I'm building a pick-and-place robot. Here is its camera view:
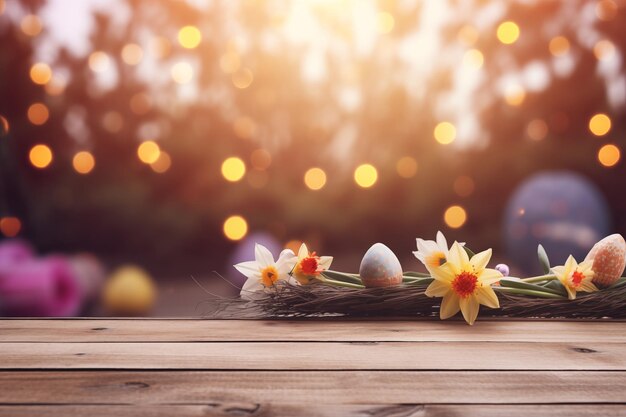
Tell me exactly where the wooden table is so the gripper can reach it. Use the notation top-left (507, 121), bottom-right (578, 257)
top-left (0, 319), bottom-right (625, 416)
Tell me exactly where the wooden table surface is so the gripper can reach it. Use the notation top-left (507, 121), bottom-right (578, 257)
top-left (0, 319), bottom-right (625, 416)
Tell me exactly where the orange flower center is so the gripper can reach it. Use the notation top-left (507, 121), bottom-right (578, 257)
top-left (452, 271), bottom-right (478, 298)
top-left (571, 271), bottom-right (584, 287)
top-left (260, 266), bottom-right (279, 287)
top-left (300, 254), bottom-right (319, 275)
top-left (426, 251), bottom-right (447, 268)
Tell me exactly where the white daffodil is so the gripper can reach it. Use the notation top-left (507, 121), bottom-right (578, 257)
top-left (234, 243), bottom-right (297, 300)
top-left (413, 231), bottom-right (462, 273)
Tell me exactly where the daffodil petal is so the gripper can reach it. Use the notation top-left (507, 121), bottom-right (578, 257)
top-left (470, 248), bottom-right (492, 272)
top-left (580, 281), bottom-right (599, 293)
top-left (425, 280), bottom-right (450, 297)
top-left (297, 243), bottom-right (308, 260)
top-left (447, 242), bottom-right (469, 272)
top-left (431, 263), bottom-right (456, 282)
top-left (436, 231), bottom-right (448, 252)
top-left (234, 261), bottom-right (260, 278)
top-left (551, 265), bottom-right (566, 278)
top-left (479, 268), bottom-right (503, 285)
top-left (565, 285), bottom-right (576, 300)
top-left (440, 293), bottom-right (460, 319)
top-left (476, 286), bottom-right (500, 309)
top-left (255, 244), bottom-right (275, 268)
top-left (240, 277), bottom-right (265, 300)
top-left (413, 251), bottom-right (425, 262)
top-left (276, 257), bottom-right (295, 277)
top-left (460, 296), bottom-right (480, 325)
top-left (318, 256), bottom-right (333, 270)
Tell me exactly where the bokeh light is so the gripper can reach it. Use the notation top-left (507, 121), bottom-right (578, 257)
top-left (250, 149), bottom-right (271, 170)
top-left (88, 51), bottom-right (111, 73)
top-left (223, 215), bottom-right (248, 241)
top-left (121, 43), bottom-right (143, 65)
top-left (72, 151), bottom-right (95, 174)
top-left (457, 25), bottom-right (479, 46)
top-left (463, 49), bottom-right (484, 69)
top-left (171, 62), bottom-right (193, 84)
top-left (233, 116), bottom-right (257, 139)
top-left (20, 14), bottom-right (42, 37)
top-left (44, 76), bottom-right (67, 96)
top-left (596, 0), bottom-right (618, 21)
top-left (221, 157), bottom-right (246, 182)
top-left (354, 164), bottom-right (378, 188)
top-left (178, 26), bottom-right (202, 49)
top-left (0, 217), bottom-right (21, 237)
top-left (304, 167), bottom-right (327, 190)
top-left (395, 156), bottom-right (418, 179)
top-left (589, 113), bottom-right (611, 136)
top-left (496, 21), bottom-right (520, 45)
top-left (232, 68), bottom-right (254, 89)
top-left (29, 144), bottom-right (53, 169)
top-left (130, 92), bottom-right (152, 115)
top-left (0, 115), bottom-right (8, 136)
top-left (453, 176), bottom-right (475, 197)
top-left (444, 205), bottom-right (467, 229)
top-left (526, 119), bottom-right (548, 141)
top-left (598, 144), bottom-right (621, 167)
top-left (30, 63), bottom-right (52, 85)
top-left (27, 102), bottom-right (49, 125)
top-left (377, 12), bottom-right (395, 34)
top-left (150, 151), bottom-right (172, 173)
top-left (594, 40), bottom-right (615, 60)
top-left (549, 36), bottom-right (570, 56)
top-left (102, 111), bottom-right (124, 133)
top-left (137, 141), bottom-right (161, 164)
top-left (504, 84), bottom-right (526, 106)
top-left (220, 50), bottom-right (241, 74)
top-left (434, 122), bottom-right (456, 145)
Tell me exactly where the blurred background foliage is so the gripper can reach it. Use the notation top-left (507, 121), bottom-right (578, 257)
top-left (0, 0), bottom-right (625, 280)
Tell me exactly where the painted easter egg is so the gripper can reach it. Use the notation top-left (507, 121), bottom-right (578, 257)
top-left (102, 265), bottom-right (157, 315)
top-left (359, 243), bottom-right (403, 288)
top-left (585, 234), bottom-right (626, 288)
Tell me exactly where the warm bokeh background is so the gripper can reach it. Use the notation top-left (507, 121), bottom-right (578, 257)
top-left (0, 0), bottom-right (624, 315)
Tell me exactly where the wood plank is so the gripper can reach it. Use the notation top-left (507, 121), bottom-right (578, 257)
top-left (1, 404), bottom-right (625, 417)
top-left (0, 341), bottom-right (624, 370)
top-left (1, 319), bottom-right (626, 343)
top-left (0, 371), bottom-right (624, 404)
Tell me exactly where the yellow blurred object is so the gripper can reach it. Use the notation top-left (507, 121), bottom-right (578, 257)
top-left (102, 265), bottom-right (157, 315)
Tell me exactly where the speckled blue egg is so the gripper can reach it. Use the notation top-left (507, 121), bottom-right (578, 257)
top-left (359, 243), bottom-right (403, 288)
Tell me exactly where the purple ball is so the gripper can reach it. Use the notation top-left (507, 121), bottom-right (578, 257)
top-left (495, 263), bottom-right (510, 277)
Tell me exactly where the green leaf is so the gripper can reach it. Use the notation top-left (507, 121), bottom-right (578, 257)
top-left (499, 278), bottom-right (565, 297)
top-left (463, 246), bottom-right (476, 258)
top-left (537, 244), bottom-right (551, 274)
top-left (322, 270), bottom-right (363, 285)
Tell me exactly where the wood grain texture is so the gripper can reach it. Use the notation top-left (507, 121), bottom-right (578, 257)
top-left (1, 404), bottom-right (625, 417)
top-left (0, 371), bottom-right (624, 404)
top-left (0, 340), bottom-right (622, 370)
top-left (1, 319), bottom-right (625, 343)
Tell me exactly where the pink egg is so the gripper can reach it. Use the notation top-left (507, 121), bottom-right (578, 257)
top-left (359, 243), bottom-right (403, 288)
top-left (585, 234), bottom-right (626, 288)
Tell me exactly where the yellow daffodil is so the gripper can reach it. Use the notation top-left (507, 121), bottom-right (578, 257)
top-left (291, 243), bottom-right (333, 285)
top-left (551, 255), bottom-right (598, 300)
top-left (425, 241), bottom-right (502, 325)
top-left (234, 243), bottom-right (297, 300)
top-left (413, 231), bottom-right (463, 273)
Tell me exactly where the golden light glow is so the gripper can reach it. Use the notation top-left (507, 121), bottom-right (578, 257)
top-left (434, 122), bottom-right (456, 145)
top-left (596, 0), bottom-right (618, 21)
top-left (598, 144), bottom-right (621, 167)
top-left (20, 14), bottom-right (42, 37)
top-left (284, 239), bottom-right (303, 255)
top-left (72, 151), bottom-right (95, 174)
top-left (594, 40), bottom-right (615, 61)
top-left (130, 92), bottom-right (152, 115)
top-left (250, 149), bottom-right (272, 170)
top-left (223, 215), bottom-right (248, 241)
top-left (496, 21), bottom-right (520, 45)
top-left (121, 43), bottom-right (144, 65)
top-left (463, 49), bottom-right (484, 69)
top-left (88, 51), bottom-right (110, 73)
top-left (137, 141), bottom-right (161, 164)
top-left (396, 156), bottom-right (418, 178)
top-left (354, 164), bottom-right (378, 188)
top-left (0, 115), bottom-right (8, 136)
top-left (171, 62), bottom-right (194, 84)
top-left (220, 50), bottom-right (241, 74)
top-left (232, 68), bottom-right (254, 89)
top-left (178, 25), bottom-right (202, 49)
top-left (527, 119), bottom-right (548, 141)
top-left (549, 36), bottom-right (570, 56)
top-left (444, 205), bottom-right (467, 229)
top-left (377, 12), bottom-right (395, 34)
top-left (30, 63), bottom-right (52, 85)
top-left (221, 157), bottom-right (246, 182)
top-left (45, 76), bottom-right (67, 96)
top-left (504, 84), bottom-right (526, 106)
top-left (304, 167), bottom-right (327, 190)
top-left (453, 176), bottom-right (475, 197)
top-left (589, 113), bottom-right (611, 136)
top-left (150, 36), bottom-right (171, 59)
top-left (150, 151), bottom-right (172, 173)
top-left (457, 25), bottom-right (479, 46)
top-left (27, 102), bottom-right (49, 125)
top-left (29, 144), bottom-right (53, 169)
top-left (0, 217), bottom-right (21, 238)
top-left (233, 116), bottom-right (257, 139)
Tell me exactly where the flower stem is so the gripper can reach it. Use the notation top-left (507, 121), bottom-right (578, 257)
top-left (519, 274), bottom-right (557, 283)
top-left (318, 276), bottom-right (365, 289)
top-left (493, 286), bottom-right (565, 299)
top-left (323, 270), bottom-right (363, 285)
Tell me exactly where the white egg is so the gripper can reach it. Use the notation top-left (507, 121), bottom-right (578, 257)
top-left (585, 234), bottom-right (626, 288)
top-left (359, 243), bottom-right (403, 288)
